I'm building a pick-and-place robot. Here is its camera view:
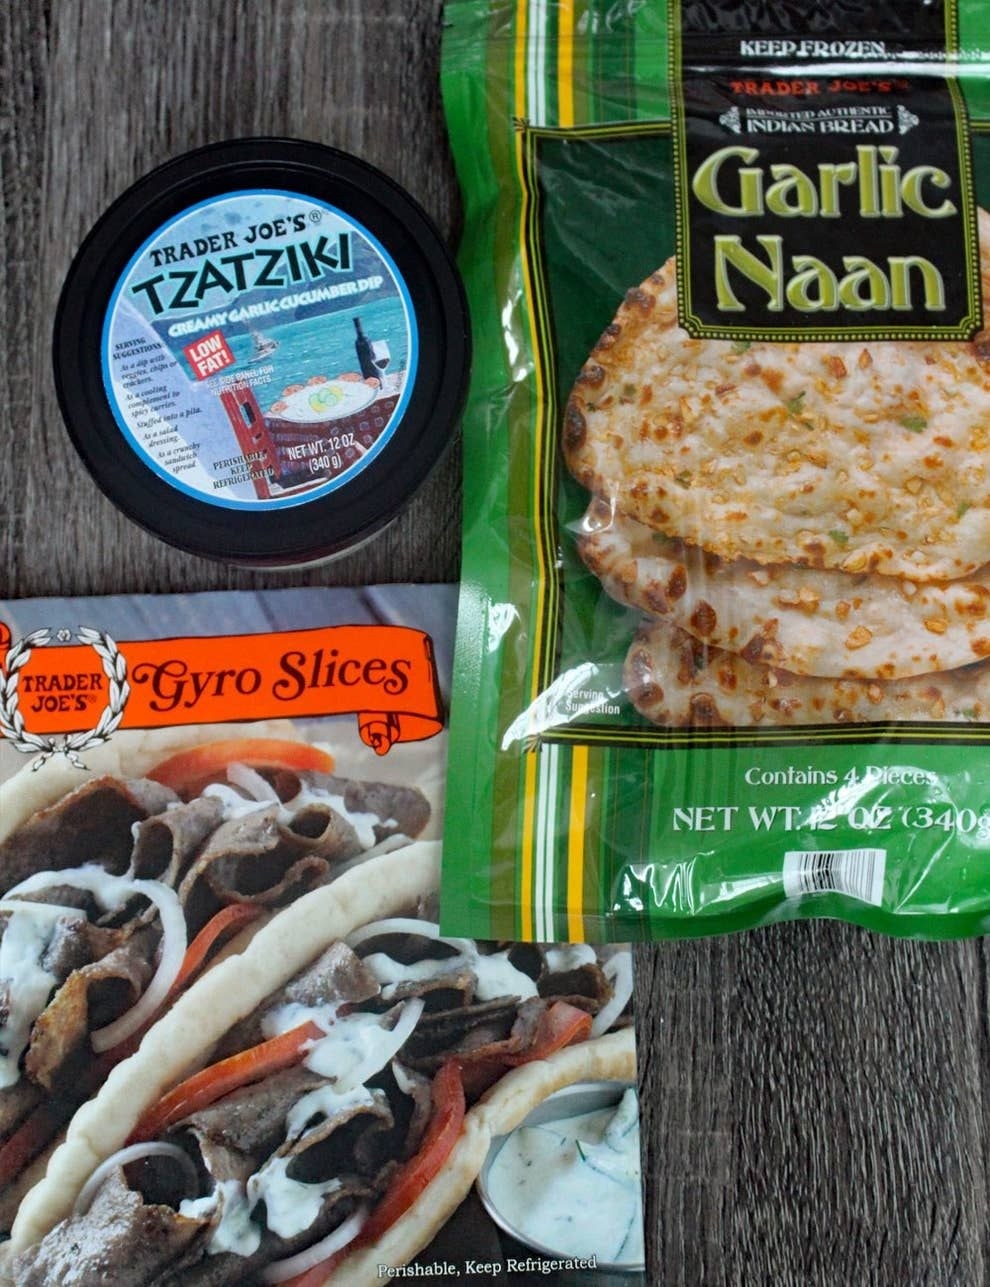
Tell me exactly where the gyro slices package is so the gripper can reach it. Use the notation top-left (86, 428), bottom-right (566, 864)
top-left (440, 0), bottom-right (990, 942)
top-left (0, 587), bottom-right (644, 1284)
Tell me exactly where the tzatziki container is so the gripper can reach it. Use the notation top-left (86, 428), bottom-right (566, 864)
top-left (476, 1080), bottom-right (645, 1277)
top-left (52, 138), bottom-right (470, 567)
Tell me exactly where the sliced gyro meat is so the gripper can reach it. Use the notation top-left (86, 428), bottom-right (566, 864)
top-left (174, 1066), bottom-right (331, 1164)
top-left (274, 1087), bottom-right (394, 1182)
top-left (401, 997), bottom-right (524, 1071)
top-left (177, 804), bottom-right (356, 934)
top-left (23, 925), bottom-right (157, 1091)
top-left (324, 776), bottom-right (431, 843)
top-left (130, 797), bottom-right (226, 886)
top-left (0, 776), bottom-right (179, 890)
top-left (538, 942), bottom-right (614, 1006)
top-left (13, 1169), bottom-right (207, 1287)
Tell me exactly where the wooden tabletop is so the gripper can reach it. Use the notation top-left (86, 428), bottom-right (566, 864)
top-left (4, 3), bottom-right (988, 1283)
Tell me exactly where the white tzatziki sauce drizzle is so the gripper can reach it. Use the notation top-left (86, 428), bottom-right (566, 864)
top-left (351, 920), bottom-right (539, 1004)
top-left (0, 903), bottom-right (86, 1089)
top-left (189, 997), bottom-right (425, 1257)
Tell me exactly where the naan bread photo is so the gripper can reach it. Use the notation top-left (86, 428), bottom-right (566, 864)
top-left (624, 620), bottom-right (990, 729)
top-left (563, 210), bottom-right (990, 726)
top-left (564, 208), bottom-right (990, 584)
top-left (578, 499), bottom-right (990, 681)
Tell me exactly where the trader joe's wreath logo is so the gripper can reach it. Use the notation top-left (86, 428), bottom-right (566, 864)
top-left (0, 627), bottom-right (129, 769)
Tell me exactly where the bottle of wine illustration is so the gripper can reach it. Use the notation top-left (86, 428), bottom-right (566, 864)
top-left (353, 316), bottom-right (378, 380)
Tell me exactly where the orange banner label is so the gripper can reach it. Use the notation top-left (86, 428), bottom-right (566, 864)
top-left (0, 623), bottom-right (443, 757)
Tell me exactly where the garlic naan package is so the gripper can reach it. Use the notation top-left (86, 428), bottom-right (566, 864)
top-left (441, 0), bottom-right (990, 941)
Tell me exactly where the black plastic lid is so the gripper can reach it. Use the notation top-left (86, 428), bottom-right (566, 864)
top-left (53, 138), bottom-right (470, 566)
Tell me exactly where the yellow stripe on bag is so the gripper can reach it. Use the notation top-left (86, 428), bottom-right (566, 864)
top-left (521, 749), bottom-right (538, 941)
top-left (567, 745), bottom-right (588, 940)
top-left (515, 0), bottom-right (528, 121)
top-left (558, 0), bottom-right (574, 128)
top-left (557, 38), bottom-right (577, 996)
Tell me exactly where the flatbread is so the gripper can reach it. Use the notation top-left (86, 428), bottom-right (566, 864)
top-left (564, 208), bottom-right (990, 583)
top-left (578, 499), bottom-right (990, 680)
top-left (7, 841), bottom-right (637, 1287)
top-left (8, 842), bottom-right (443, 1253)
top-left (624, 620), bottom-right (990, 727)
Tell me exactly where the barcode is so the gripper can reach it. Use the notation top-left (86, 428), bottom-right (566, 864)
top-left (782, 848), bottom-right (886, 906)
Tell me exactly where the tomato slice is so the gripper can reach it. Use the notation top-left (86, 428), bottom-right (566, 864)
top-left (129, 1020), bottom-right (324, 1143)
top-left (279, 1061), bottom-right (466, 1287)
top-left (167, 902), bottom-right (263, 999)
top-left (0, 1102), bottom-right (68, 1181)
top-left (147, 738), bottom-right (335, 798)
top-left (502, 1000), bottom-right (593, 1065)
top-left (363, 1060), bottom-right (465, 1241)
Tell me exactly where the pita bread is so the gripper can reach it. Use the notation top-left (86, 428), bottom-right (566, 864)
top-left (7, 842), bottom-right (443, 1253)
top-left (331, 1030), bottom-right (637, 1286)
top-left (578, 499), bottom-right (990, 680)
top-left (7, 842), bottom-right (637, 1287)
top-left (624, 620), bottom-right (990, 727)
top-left (564, 209), bottom-right (990, 584)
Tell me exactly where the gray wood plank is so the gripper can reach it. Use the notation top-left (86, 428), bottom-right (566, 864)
top-left (639, 926), bottom-right (990, 1284)
top-left (5, 3), bottom-right (990, 1285)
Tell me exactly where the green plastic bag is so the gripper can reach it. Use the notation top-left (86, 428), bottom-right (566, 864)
top-left (441, 0), bottom-right (990, 943)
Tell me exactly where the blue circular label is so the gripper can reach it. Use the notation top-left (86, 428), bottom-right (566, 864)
top-left (101, 190), bottom-right (418, 510)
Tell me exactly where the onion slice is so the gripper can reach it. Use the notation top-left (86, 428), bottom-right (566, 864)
top-left (391, 1059), bottom-right (421, 1100)
top-left (226, 762), bottom-right (281, 802)
top-left (261, 1204), bottom-right (368, 1283)
top-left (590, 950), bottom-right (634, 1038)
top-left (345, 917), bottom-right (473, 957)
top-left (73, 1141), bottom-right (199, 1217)
top-left (6, 865), bottom-right (187, 1053)
top-left (345, 916), bottom-right (440, 946)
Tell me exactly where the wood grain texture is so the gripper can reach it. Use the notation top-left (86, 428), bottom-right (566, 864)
top-left (4, 3), bottom-right (990, 1285)
top-left (637, 925), bottom-right (990, 1284)
top-left (4, 0), bottom-right (460, 598)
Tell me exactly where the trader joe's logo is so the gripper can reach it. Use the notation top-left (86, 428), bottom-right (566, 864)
top-left (0, 627), bottom-right (129, 770)
top-left (0, 623), bottom-right (444, 767)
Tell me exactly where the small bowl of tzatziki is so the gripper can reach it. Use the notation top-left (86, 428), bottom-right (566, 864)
top-left (476, 1080), bottom-right (644, 1276)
